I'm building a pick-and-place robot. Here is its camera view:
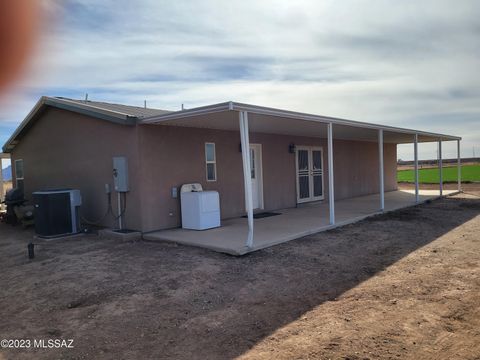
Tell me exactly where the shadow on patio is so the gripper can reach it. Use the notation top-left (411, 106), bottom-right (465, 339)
top-left (144, 189), bottom-right (457, 255)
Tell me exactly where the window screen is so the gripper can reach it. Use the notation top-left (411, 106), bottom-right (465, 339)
top-left (205, 143), bottom-right (217, 181)
top-left (14, 159), bottom-right (24, 190)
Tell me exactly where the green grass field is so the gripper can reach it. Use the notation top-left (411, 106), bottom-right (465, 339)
top-left (397, 164), bottom-right (480, 183)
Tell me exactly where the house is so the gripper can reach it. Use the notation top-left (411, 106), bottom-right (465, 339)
top-left (3, 96), bottom-right (461, 254)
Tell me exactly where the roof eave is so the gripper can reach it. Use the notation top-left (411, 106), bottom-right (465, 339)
top-left (141, 101), bottom-right (233, 123)
top-left (2, 96), bottom-right (46, 153)
top-left (141, 101), bottom-right (461, 142)
top-left (231, 102), bottom-right (462, 141)
top-left (2, 96), bottom-right (138, 153)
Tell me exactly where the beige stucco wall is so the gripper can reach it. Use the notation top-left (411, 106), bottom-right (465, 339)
top-left (10, 108), bottom-right (397, 233)
top-left (10, 107), bottom-right (143, 230)
top-left (138, 125), bottom-right (397, 232)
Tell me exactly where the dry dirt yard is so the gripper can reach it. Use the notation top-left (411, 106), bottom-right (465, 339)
top-left (0, 189), bottom-right (479, 360)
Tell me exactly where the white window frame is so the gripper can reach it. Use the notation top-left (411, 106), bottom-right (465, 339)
top-left (14, 159), bottom-right (24, 189)
top-left (205, 143), bottom-right (217, 182)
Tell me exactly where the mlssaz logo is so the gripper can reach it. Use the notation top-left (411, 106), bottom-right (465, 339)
top-left (34, 339), bottom-right (74, 348)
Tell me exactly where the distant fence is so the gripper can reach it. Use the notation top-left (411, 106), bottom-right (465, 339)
top-left (398, 157), bottom-right (480, 166)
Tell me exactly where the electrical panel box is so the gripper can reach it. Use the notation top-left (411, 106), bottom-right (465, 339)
top-left (113, 156), bottom-right (129, 192)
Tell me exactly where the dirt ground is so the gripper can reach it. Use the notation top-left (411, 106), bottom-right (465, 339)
top-left (0, 187), bottom-right (479, 360)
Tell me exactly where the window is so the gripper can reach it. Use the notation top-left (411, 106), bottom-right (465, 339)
top-left (14, 159), bottom-right (24, 191)
top-left (250, 148), bottom-right (255, 179)
top-left (205, 143), bottom-right (216, 181)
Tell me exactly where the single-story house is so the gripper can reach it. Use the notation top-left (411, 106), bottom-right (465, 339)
top-left (3, 96), bottom-right (461, 254)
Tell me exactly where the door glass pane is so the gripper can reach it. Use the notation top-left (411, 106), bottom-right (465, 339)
top-left (312, 150), bottom-right (322, 170)
top-left (250, 148), bottom-right (255, 179)
top-left (313, 175), bottom-right (323, 197)
top-left (299, 176), bottom-right (310, 199)
top-left (298, 150), bottom-right (309, 171)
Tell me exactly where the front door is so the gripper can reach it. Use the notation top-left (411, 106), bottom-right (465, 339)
top-left (249, 144), bottom-right (264, 209)
top-left (296, 146), bottom-right (325, 203)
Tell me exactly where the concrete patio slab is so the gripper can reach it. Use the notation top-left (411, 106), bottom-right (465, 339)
top-left (143, 189), bottom-right (458, 255)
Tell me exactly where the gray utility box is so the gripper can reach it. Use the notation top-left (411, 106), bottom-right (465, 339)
top-left (113, 156), bottom-right (129, 192)
top-left (33, 189), bottom-right (82, 238)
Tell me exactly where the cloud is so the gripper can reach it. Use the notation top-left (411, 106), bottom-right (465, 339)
top-left (0, 0), bottom-right (479, 159)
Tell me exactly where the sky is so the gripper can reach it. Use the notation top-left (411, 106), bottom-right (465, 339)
top-left (1, 0), bottom-right (479, 164)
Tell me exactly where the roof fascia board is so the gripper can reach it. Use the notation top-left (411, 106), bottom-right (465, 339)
top-left (231, 102), bottom-right (461, 141)
top-left (141, 102), bottom-right (232, 123)
top-left (43, 98), bottom-right (136, 125)
top-left (51, 97), bottom-right (137, 118)
top-left (141, 101), bottom-right (460, 141)
top-left (2, 97), bottom-right (46, 152)
top-left (2, 96), bottom-right (137, 153)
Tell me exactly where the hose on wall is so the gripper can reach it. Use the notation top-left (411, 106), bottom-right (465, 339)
top-left (80, 192), bottom-right (112, 226)
top-left (80, 191), bottom-right (127, 227)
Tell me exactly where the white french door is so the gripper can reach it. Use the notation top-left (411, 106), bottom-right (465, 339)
top-left (296, 146), bottom-right (325, 203)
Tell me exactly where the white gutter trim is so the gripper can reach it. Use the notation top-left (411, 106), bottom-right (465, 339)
top-left (231, 103), bottom-right (461, 141)
top-left (141, 102), bottom-right (231, 123)
top-left (141, 101), bottom-right (461, 141)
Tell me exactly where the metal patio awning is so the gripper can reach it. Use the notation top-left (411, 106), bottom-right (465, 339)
top-left (140, 101), bottom-right (461, 144)
top-left (141, 101), bottom-right (462, 252)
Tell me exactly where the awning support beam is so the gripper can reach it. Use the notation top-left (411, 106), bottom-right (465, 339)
top-left (438, 140), bottom-right (443, 196)
top-left (457, 139), bottom-right (462, 192)
top-left (414, 134), bottom-right (419, 203)
top-left (239, 111), bottom-right (254, 248)
top-left (327, 123), bottom-right (335, 225)
top-left (378, 129), bottom-right (384, 211)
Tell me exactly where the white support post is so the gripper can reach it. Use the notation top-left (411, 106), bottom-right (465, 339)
top-left (438, 140), bottom-right (443, 196)
top-left (457, 139), bottom-right (461, 192)
top-left (239, 111), bottom-right (254, 248)
top-left (378, 129), bottom-right (384, 211)
top-left (414, 134), bottom-right (419, 203)
top-left (327, 123), bottom-right (335, 225)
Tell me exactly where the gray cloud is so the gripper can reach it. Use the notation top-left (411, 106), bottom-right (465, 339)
top-left (0, 0), bottom-right (479, 160)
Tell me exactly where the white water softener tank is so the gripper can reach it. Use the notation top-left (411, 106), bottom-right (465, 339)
top-left (180, 183), bottom-right (220, 230)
